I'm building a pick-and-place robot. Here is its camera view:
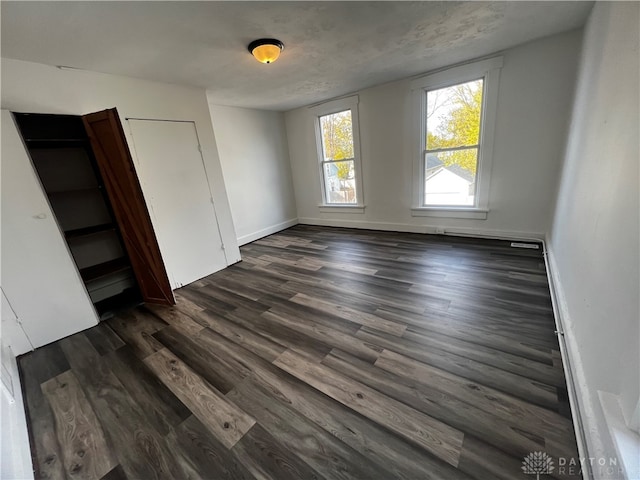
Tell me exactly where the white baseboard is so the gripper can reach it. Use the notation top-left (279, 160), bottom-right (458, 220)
top-left (545, 242), bottom-right (603, 479)
top-left (298, 217), bottom-right (544, 242)
top-left (299, 216), bottom-right (431, 234)
top-left (237, 218), bottom-right (299, 246)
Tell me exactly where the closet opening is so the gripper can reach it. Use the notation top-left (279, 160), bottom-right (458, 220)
top-left (14, 110), bottom-right (174, 319)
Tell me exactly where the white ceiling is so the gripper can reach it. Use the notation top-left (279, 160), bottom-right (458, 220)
top-left (1, 1), bottom-right (593, 111)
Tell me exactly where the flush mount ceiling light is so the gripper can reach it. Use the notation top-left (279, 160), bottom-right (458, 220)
top-left (248, 38), bottom-right (284, 64)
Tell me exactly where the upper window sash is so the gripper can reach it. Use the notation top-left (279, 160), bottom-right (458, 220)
top-left (424, 75), bottom-right (485, 155)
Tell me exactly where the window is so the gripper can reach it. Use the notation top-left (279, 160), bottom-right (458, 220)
top-left (411, 57), bottom-right (502, 219)
top-left (311, 96), bottom-right (364, 209)
top-left (319, 110), bottom-right (356, 204)
top-left (425, 78), bottom-right (482, 206)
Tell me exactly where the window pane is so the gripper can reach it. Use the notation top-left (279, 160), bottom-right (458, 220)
top-left (426, 79), bottom-right (483, 150)
top-left (323, 160), bottom-right (356, 204)
top-left (320, 110), bottom-right (354, 161)
top-left (425, 150), bottom-right (477, 206)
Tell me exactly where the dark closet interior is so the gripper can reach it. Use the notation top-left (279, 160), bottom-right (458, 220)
top-left (15, 113), bottom-right (143, 318)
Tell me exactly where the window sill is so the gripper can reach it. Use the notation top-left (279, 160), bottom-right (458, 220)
top-left (318, 204), bottom-right (365, 214)
top-left (411, 207), bottom-right (488, 219)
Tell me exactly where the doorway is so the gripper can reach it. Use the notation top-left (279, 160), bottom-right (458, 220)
top-left (127, 119), bottom-right (227, 288)
top-left (14, 109), bottom-right (175, 318)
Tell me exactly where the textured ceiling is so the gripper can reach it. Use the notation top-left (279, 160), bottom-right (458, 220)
top-left (1, 1), bottom-right (593, 111)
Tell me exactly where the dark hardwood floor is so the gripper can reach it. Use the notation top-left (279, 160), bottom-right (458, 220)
top-left (19, 225), bottom-right (579, 479)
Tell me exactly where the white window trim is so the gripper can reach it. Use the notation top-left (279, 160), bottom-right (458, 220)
top-left (318, 205), bottom-right (365, 214)
top-left (410, 56), bottom-right (503, 218)
top-left (310, 95), bottom-right (365, 211)
top-left (411, 207), bottom-right (488, 219)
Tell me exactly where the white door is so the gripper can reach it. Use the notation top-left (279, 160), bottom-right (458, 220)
top-left (127, 119), bottom-right (227, 288)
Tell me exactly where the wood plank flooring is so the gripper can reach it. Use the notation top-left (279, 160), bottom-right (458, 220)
top-left (19, 225), bottom-right (579, 479)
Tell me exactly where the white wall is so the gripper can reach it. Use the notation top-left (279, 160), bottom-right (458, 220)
top-left (1, 291), bottom-right (33, 479)
top-left (548, 1), bottom-right (639, 471)
top-left (1, 58), bottom-right (241, 351)
top-left (1, 110), bottom-right (99, 351)
top-left (1, 341), bottom-right (33, 480)
top-left (209, 105), bottom-right (297, 245)
top-left (285, 30), bottom-right (582, 239)
top-left (1, 287), bottom-right (33, 479)
top-left (0, 131), bottom-right (36, 477)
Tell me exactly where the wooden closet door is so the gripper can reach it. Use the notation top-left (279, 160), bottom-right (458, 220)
top-left (82, 108), bottom-right (174, 306)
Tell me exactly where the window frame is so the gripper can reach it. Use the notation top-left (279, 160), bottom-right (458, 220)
top-left (410, 56), bottom-right (503, 219)
top-left (310, 95), bottom-right (365, 211)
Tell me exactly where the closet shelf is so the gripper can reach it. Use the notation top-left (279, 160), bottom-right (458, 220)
top-left (47, 186), bottom-right (101, 195)
top-left (24, 138), bottom-right (89, 148)
top-left (65, 223), bottom-right (115, 240)
top-left (80, 257), bottom-right (131, 283)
